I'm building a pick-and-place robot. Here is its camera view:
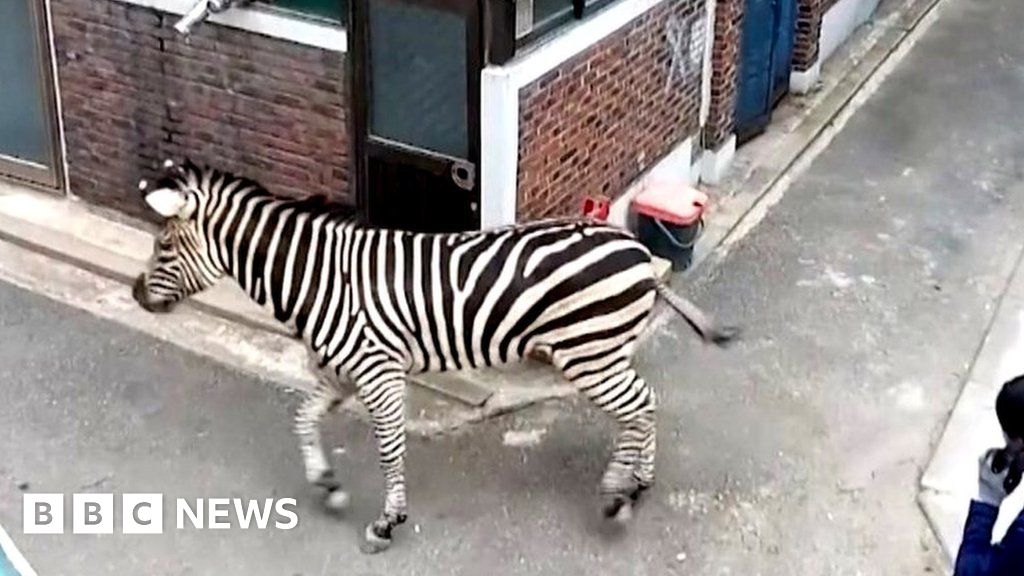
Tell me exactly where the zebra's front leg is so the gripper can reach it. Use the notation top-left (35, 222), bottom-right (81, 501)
top-left (294, 382), bottom-right (350, 512)
top-left (354, 366), bottom-right (409, 554)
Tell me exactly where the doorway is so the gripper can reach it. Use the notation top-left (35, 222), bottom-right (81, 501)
top-left (734, 0), bottom-right (797, 143)
top-left (351, 0), bottom-right (482, 233)
top-left (0, 0), bottom-right (63, 189)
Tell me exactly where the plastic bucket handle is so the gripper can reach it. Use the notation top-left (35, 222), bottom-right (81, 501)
top-left (652, 217), bottom-right (705, 250)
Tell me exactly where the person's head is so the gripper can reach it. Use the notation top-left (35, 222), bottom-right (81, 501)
top-left (997, 375), bottom-right (1024, 449)
top-left (132, 159), bottom-right (226, 314)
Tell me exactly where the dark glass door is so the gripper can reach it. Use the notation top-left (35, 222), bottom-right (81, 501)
top-left (0, 0), bottom-right (63, 189)
top-left (352, 0), bottom-right (481, 232)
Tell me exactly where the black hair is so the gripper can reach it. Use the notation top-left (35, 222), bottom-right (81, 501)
top-left (996, 374), bottom-right (1024, 439)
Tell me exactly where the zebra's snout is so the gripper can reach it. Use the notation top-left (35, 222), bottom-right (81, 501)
top-left (132, 274), bottom-right (175, 314)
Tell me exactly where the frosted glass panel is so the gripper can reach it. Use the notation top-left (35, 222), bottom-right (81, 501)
top-left (0, 0), bottom-right (52, 166)
top-left (368, 0), bottom-right (468, 158)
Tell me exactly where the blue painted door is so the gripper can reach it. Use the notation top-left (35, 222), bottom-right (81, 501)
top-left (771, 0), bottom-right (797, 106)
top-left (735, 0), bottom-right (797, 142)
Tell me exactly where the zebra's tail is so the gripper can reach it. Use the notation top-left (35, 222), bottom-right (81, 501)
top-left (654, 282), bottom-right (740, 347)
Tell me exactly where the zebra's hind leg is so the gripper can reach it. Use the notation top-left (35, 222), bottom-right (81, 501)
top-left (295, 378), bottom-right (350, 512)
top-left (353, 361), bottom-right (409, 554)
top-left (559, 355), bottom-right (657, 524)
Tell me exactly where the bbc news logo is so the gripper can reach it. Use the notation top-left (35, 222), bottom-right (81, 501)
top-left (23, 494), bottom-right (298, 534)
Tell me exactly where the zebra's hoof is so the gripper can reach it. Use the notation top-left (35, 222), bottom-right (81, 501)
top-left (359, 523), bottom-right (392, 554)
top-left (323, 488), bottom-right (350, 512)
top-left (610, 501), bottom-right (633, 524)
top-left (602, 496), bottom-right (634, 525)
top-left (313, 470), bottom-right (342, 491)
top-left (629, 483), bottom-right (652, 502)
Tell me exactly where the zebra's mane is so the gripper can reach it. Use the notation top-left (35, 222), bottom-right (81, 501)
top-left (200, 164), bottom-right (361, 223)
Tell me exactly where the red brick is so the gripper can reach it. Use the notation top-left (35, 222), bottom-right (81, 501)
top-left (50, 0), bottom-right (351, 221)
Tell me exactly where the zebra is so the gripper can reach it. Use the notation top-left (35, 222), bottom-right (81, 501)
top-left (132, 159), bottom-right (738, 553)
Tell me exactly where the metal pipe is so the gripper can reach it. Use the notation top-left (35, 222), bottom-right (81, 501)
top-left (174, 0), bottom-right (243, 36)
top-left (174, 0), bottom-right (211, 35)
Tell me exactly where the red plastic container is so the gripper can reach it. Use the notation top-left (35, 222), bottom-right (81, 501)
top-left (631, 182), bottom-right (708, 271)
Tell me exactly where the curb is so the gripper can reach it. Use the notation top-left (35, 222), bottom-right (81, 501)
top-left (918, 230), bottom-right (1024, 569)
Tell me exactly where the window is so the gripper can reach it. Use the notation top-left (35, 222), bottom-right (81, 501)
top-left (260, 0), bottom-right (347, 23)
top-left (514, 0), bottom-right (611, 44)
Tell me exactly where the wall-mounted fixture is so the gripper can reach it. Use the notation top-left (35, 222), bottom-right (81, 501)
top-left (174, 0), bottom-right (249, 35)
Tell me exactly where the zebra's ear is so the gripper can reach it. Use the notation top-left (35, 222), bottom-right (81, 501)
top-left (144, 187), bottom-right (189, 218)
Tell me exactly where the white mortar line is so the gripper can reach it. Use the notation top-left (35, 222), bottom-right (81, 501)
top-left (0, 523), bottom-right (38, 576)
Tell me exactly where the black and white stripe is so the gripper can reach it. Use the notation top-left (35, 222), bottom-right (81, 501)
top-left (134, 160), bottom-right (737, 552)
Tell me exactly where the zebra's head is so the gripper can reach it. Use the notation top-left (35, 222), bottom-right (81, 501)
top-left (133, 159), bottom-right (225, 314)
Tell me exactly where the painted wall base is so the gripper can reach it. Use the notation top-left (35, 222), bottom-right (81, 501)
top-left (608, 137), bottom-right (694, 230)
top-left (699, 134), bottom-right (736, 185)
top-left (820, 0), bottom-right (882, 64)
top-left (790, 60), bottom-right (822, 94)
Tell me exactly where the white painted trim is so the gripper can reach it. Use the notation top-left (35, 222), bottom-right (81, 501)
top-left (42, 0), bottom-right (70, 193)
top-left (0, 523), bottom-right (38, 576)
top-left (699, 133), bottom-right (735, 184)
top-left (114, 0), bottom-right (347, 52)
top-left (503, 0), bottom-right (670, 89)
top-left (607, 137), bottom-right (693, 230)
top-left (699, 0), bottom-right (716, 128)
top-left (480, 67), bottom-right (520, 229)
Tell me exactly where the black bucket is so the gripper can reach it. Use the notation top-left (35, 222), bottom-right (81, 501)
top-left (637, 214), bottom-right (703, 272)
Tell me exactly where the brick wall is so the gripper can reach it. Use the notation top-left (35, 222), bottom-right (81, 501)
top-left (516, 0), bottom-right (706, 221)
top-left (50, 0), bottom-right (350, 221)
top-left (793, 0), bottom-right (824, 72)
top-left (703, 0), bottom-right (743, 150)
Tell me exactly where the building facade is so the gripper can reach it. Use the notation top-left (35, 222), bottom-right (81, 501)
top-left (0, 0), bottom-right (880, 231)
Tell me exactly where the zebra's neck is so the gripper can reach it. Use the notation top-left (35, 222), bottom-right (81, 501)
top-left (199, 188), bottom-right (359, 337)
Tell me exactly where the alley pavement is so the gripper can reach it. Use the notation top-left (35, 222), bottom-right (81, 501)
top-left (3, 0), bottom-right (1024, 573)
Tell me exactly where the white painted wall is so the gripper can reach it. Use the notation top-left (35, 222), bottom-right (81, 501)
top-left (819, 0), bottom-right (882, 65)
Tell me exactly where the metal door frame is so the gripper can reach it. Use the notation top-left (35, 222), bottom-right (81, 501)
top-left (0, 0), bottom-right (65, 191)
top-left (350, 0), bottom-right (483, 228)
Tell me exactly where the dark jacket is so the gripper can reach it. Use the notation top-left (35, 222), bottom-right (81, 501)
top-left (954, 500), bottom-right (1024, 575)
